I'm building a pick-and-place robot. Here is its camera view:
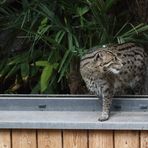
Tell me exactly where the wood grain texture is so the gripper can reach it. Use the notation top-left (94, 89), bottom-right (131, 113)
top-left (114, 130), bottom-right (139, 148)
top-left (63, 130), bottom-right (87, 148)
top-left (0, 130), bottom-right (11, 148)
top-left (38, 130), bottom-right (62, 148)
top-left (12, 129), bottom-right (36, 148)
top-left (89, 130), bottom-right (113, 148)
top-left (141, 131), bottom-right (148, 148)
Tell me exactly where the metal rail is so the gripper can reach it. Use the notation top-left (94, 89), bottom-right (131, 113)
top-left (0, 95), bottom-right (147, 130)
top-left (0, 95), bottom-right (147, 111)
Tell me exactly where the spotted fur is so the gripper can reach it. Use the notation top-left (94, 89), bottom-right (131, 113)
top-left (80, 43), bottom-right (147, 121)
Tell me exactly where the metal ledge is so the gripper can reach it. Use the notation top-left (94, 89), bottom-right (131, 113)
top-left (0, 95), bottom-right (147, 130)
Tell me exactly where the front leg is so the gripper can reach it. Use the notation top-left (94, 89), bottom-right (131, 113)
top-left (98, 87), bottom-right (113, 121)
top-left (98, 96), bottom-right (112, 121)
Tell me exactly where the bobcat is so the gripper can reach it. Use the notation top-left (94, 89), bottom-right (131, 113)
top-left (80, 43), bottom-right (147, 121)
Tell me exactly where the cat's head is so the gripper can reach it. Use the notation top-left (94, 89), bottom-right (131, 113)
top-left (80, 49), bottom-right (123, 74)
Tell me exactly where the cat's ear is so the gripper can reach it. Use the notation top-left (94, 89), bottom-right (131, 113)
top-left (95, 53), bottom-right (100, 59)
top-left (94, 53), bottom-right (102, 62)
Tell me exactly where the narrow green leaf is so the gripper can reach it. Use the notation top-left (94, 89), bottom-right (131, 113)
top-left (36, 25), bottom-right (50, 40)
top-left (21, 12), bottom-right (27, 28)
top-left (41, 65), bottom-right (53, 92)
top-left (41, 17), bottom-right (48, 25)
top-left (0, 0), bottom-right (6, 4)
top-left (114, 22), bottom-right (128, 38)
top-left (31, 82), bottom-right (40, 94)
top-left (0, 66), bottom-right (10, 77)
top-left (21, 63), bottom-right (29, 80)
top-left (55, 31), bottom-right (65, 44)
top-left (5, 65), bottom-right (19, 79)
top-left (68, 32), bottom-right (73, 50)
top-left (35, 61), bottom-right (49, 67)
top-left (55, 31), bottom-right (63, 41)
top-left (73, 35), bottom-right (79, 48)
top-left (76, 6), bottom-right (89, 16)
top-left (58, 49), bottom-right (71, 72)
top-left (105, 0), bottom-right (118, 12)
top-left (8, 53), bottom-right (28, 65)
top-left (53, 63), bottom-right (59, 69)
top-left (58, 53), bottom-right (73, 82)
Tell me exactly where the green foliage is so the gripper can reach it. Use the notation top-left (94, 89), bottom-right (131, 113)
top-left (0, 0), bottom-right (148, 93)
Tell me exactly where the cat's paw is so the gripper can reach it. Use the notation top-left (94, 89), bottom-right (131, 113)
top-left (98, 113), bottom-right (109, 121)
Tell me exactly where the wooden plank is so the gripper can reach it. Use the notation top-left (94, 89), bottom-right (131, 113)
top-left (89, 130), bottom-right (113, 148)
top-left (141, 131), bottom-right (148, 148)
top-left (12, 129), bottom-right (36, 148)
top-left (38, 130), bottom-right (62, 148)
top-left (63, 130), bottom-right (87, 148)
top-left (114, 130), bottom-right (139, 148)
top-left (0, 130), bottom-right (11, 148)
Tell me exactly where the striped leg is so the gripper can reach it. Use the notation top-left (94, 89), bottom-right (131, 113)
top-left (98, 85), bottom-right (113, 121)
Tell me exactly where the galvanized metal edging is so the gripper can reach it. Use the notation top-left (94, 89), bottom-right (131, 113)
top-left (0, 95), bottom-right (147, 130)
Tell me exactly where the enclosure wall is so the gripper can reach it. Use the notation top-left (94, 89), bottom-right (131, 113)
top-left (0, 129), bottom-right (148, 148)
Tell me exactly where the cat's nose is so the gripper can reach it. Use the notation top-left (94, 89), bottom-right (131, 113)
top-left (103, 67), bottom-right (107, 71)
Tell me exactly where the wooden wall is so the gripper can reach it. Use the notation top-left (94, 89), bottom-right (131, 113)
top-left (0, 130), bottom-right (147, 148)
